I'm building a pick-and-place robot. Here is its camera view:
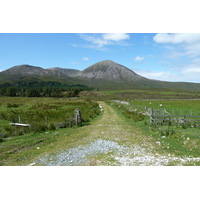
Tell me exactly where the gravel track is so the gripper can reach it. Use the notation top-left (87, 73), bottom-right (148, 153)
top-left (35, 139), bottom-right (127, 166)
top-left (34, 139), bottom-right (200, 166)
top-left (31, 102), bottom-right (200, 166)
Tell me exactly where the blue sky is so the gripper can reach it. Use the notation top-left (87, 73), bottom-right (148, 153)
top-left (1, 33), bottom-right (200, 82)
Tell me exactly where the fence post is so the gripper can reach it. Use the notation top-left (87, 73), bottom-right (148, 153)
top-left (74, 108), bottom-right (82, 126)
top-left (150, 114), bottom-right (153, 125)
top-left (76, 114), bottom-right (78, 126)
top-left (45, 117), bottom-right (49, 126)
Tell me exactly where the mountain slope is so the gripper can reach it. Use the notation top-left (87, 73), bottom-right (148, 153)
top-left (46, 67), bottom-right (81, 77)
top-left (2, 65), bottom-right (45, 76)
top-left (1, 61), bottom-right (200, 91)
top-left (78, 60), bottom-right (145, 81)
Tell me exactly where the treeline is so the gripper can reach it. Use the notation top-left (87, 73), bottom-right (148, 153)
top-left (0, 80), bottom-right (93, 97)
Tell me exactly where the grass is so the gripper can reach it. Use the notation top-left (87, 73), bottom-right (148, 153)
top-left (0, 109), bottom-right (103, 166)
top-left (1, 91), bottom-right (200, 166)
top-left (110, 100), bottom-right (200, 162)
top-left (0, 97), bottom-right (100, 138)
top-left (130, 99), bottom-right (200, 115)
top-left (98, 88), bottom-right (200, 100)
top-left (0, 97), bottom-right (101, 165)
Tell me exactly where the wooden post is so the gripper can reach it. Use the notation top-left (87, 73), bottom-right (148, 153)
top-left (45, 117), bottom-right (49, 126)
top-left (74, 108), bottom-right (82, 126)
top-left (19, 116), bottom-right (21, 123)
top-left (150, 115), bottom-right (153, 125)
top-left (75, 115), bottom-right (78, 126)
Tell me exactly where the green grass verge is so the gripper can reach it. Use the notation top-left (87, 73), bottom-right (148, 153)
top-left (109, 100), bottom-right (200, 164)
top-left (0, 97), bottom-right (102, 165)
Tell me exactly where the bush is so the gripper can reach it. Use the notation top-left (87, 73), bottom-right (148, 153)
top-left (32, 123), bottom-right (48, 133)
top-left (0, 129), bottom-right (8, 142)
top-left (158, 128), bottom-right (176, 137)
top-left (49, 123), bottom-right (56, 130)
top-left (7, 103), bottom-right (19, 108)
top-left (1, 99), bottom-right (100, 137)
top-left (123, 110), bottom-right (145, 122)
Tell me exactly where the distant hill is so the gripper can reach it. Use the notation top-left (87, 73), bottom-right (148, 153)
top-left (2, 64), bottom-right (80, 78)
top-left (46, 67), bottom-right (81, 77)
top-left (78, 60), bottom-right (145, 81)
top-left (1, 60), bottom-right (200, 90)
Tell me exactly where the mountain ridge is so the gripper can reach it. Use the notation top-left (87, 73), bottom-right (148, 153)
top-left (1, 60), bottom-right (200, 90)
top-left (79, 60), bottom-right (145, 81)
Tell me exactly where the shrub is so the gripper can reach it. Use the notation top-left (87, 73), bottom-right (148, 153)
top-left (1, 99), bottom-right (100, 137)
top-left (123, 110), bottom-right (144, 122)
top-left (32, 123), bottom-right (48, 133)
top-left (0, 129), bottom-right (8, 142)
top-left (49, 123), bottom-right (56, 131)
top-left (7, 103), bottom-right (19, 108)
top-left (158, 128), bottom-right (176, 137)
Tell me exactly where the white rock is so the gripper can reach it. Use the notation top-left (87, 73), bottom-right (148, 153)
top-left (29, 162), bottom-right (36, 166)
top-left (156, 141), bottom-right (161, 145)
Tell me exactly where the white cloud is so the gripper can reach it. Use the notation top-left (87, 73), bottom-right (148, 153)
top-left (181, 64), bottom-right (200, 74)
top-left (83, 57), bottom-right (89, 61)
top-left (153, 33), bottom-right (200, 44)
top-left (80, 34), bottom-right (108, 48)
top-left (153, 33), bottom-right (200, 82)
top-left (135, 69), bottom-right (174, 81)
top-left (102, 33), bottom-right (130, 41)
top-left (153, 33), bottom-right (200, 58)
top-left (134, 56), bottom-right (144, 61)
top-left (184, 43), bottom-right (200, 57)
top-left (135, 63), bottom-right (200, 83)
top-left (78, 33), bottom-right (130, 49)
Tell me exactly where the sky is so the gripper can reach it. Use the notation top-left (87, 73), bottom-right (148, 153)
top-left (1, 33), bottom-right (200, 82)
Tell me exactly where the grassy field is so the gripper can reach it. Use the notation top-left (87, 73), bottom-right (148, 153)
top-left (130, 99), bottom-right (200, 116)
top-left (110, 100), bottom-right (200, 160)
top-left (0, 97), bottom-right (101, 165)
top-left (1, 90), bottom-right (200, 166)
top-left (93, 88), bottom-right (200, 100)
top-left (0, 97), bottom-right (100, 137)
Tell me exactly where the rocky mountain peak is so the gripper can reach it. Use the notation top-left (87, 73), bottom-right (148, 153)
top-left (80, 60), bottom-right (144, 81)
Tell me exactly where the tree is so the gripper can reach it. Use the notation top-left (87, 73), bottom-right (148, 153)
top-left (5, 87), bottom-right (17, 97)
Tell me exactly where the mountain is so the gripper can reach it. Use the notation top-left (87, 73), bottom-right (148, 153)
top-left (0, 64), bottom-right (80, 85)
top-left (2, 64), bottom-right (80, 78)
top-left (1, 61), bottom-right (200, 90)
top-left (78, 60), bottom-right (145, 81)
top-left (2, 64), bottom-right (45, 76)
top-left (46, 67), bottom-right (81, 77)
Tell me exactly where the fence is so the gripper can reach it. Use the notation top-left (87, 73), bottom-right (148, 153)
top-left (10, 108), bottom-right (82, 128)
top-left (146, 107), bottom-right (200, 127)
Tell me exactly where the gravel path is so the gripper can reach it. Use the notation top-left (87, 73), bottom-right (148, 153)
top-left (31, 102), bottom-right (200, 166)
top-left (34, 139), bottom-right (200, 166)
top-left (35, 139), bottom-right (127, 166)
